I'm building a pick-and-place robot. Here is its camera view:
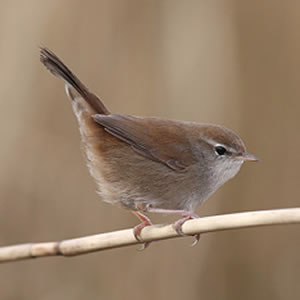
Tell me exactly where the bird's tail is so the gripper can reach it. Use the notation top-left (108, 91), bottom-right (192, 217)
top-left (40, 47), bottom-right (109, 115)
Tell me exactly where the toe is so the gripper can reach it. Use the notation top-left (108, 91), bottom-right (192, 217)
top-left (191, 234), bottom-right (201, 247)
top-left (137, 241), bottom-right (151, 251)
top-left (173, 216), bottom-right (190, 236)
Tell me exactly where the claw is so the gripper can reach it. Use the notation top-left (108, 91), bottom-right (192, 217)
top-left (191, 234), bottom-right (201, 246)
top-left (136, 241), bottom-right (151, 251)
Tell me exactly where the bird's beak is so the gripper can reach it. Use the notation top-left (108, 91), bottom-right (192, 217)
top-left (237, 152), bottom-right (259, 162)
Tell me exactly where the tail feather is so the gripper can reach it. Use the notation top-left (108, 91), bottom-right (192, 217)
top-left (40, 47), bottom-right (109, 115)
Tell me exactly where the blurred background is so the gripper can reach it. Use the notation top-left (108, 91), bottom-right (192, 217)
top-left (0, 1), bottom-right (299, 299)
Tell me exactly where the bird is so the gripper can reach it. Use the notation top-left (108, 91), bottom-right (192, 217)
top-left (40, 47), bottom-right (258, 247)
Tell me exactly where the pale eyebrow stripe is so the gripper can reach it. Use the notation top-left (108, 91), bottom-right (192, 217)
top-left (204, 139), bottom-right (236, 153)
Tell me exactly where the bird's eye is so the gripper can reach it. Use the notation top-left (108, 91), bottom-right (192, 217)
top-left (215, 145), bottom-right (227, 156)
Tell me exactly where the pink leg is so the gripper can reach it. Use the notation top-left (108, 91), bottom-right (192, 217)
top-left (132, 211), bottom-right (153, 250)
top-left (146, 207), bottom-right (200, 246)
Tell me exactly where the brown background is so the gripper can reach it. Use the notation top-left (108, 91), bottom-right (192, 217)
top-left (0, 1), bottom-right (299, 299)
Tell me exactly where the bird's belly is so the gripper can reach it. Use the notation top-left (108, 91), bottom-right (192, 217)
top-left (85, 140), bottom-right (213, 213)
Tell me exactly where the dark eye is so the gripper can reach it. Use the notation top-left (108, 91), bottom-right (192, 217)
top-left (215, 145), bottom-right (227, 156)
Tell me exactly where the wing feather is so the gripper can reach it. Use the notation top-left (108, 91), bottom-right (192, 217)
top-left (93, 114), bottom-right (197, 172)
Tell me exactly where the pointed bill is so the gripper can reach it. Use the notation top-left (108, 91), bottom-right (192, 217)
top-left (237, 152), bottom-right (259, 162)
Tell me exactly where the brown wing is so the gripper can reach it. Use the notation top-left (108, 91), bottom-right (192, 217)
top-left (93, 114), bottom-right (198, 172)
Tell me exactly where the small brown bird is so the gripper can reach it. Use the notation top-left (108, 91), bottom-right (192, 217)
top-left (40, 48), bottom-right (258, 246)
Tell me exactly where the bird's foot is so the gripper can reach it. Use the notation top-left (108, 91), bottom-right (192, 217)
top-left (173, 212), bottom-right (200, 246)
top-left (133, 211), bottom-right (153, 250)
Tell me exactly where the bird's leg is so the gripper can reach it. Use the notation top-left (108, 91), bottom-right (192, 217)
top-left (132, 208), bottom-right (153, 250)
top-left (133, 211), bottom-right (153, 241)
top-left (146, 207), bottom-right (200, 246)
